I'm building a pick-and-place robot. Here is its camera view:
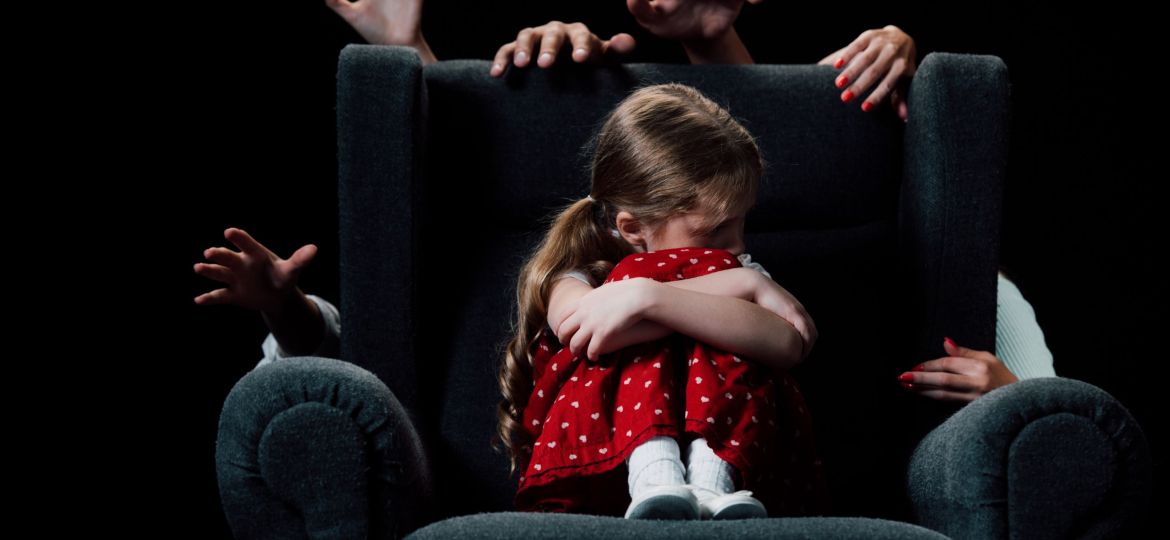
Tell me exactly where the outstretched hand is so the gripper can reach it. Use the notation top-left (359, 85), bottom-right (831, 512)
top-left (491, 21), bottom-right (635, 77)
top-left (819, 25), bottom-right (917, 122)
top-left (324, 0), bottom-right (437, 63)
top-left (898, 337), bottom-right (1019, 402)
top-left (194, 228), bottom-right (317, 313)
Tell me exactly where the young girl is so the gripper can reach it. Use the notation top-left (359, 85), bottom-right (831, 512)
top-left (496, 83), bottom-right (828, 520)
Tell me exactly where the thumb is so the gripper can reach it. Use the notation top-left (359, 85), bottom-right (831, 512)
top-left (602, 33), bottom-right (636, 58)
top-left (943, 336), bottom-right (980, 359)
top-left (323, 0), bottom-right (353, 17)
top-left (286, 244), bottom-right (318, 272)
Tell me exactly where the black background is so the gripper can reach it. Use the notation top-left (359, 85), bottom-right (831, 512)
top-left (126, 2), bottom-right (1163, 536)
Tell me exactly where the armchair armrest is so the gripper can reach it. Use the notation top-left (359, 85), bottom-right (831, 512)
top-left (217, 356), bottom-right (436, 539)
top-left (899, 52), bottom-right (1009, 359)
top-left (908, 378), bottom-right (1151, 539)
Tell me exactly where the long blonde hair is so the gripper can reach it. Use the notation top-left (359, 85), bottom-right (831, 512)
top-left (495, 83), bottom-right (764, 473)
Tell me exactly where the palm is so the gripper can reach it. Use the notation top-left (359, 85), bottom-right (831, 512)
top-left (325, 0), bottom-right (423, 46)
top-left (628, 0), bottom-right (744, 41)
top-left (194, 228), bottom-right (316, 312)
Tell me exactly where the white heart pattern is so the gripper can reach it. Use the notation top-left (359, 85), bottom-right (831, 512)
top-left (591, 412), bottom-right (600, 420)
top-left (669, 254), bottom-right (677, 259)
top-left (644, 380), bottom-right (652, 388)
top-left (652, 362), bottom-right (661, 368)
top-left (534, 464), bottom-right (542, 470)
top-left (598, 448), bottom-right (608, 454)
top-left (532, 419), bottom-right (540, 426)
top-left (584, 380), bottom-right (593, 387)
top-left (707, 417), bottom-right (716, 424)
top-left (694, 376), bottom-right (703, 384)
top-left (730, 440), bottom-right (740, 446)
top-left (634, 402), bottom-right (642, 410)
top-left (547, 441), bottom-right (556, 448)
top-left (617, 406), bottom-right (624, 412)
top-left (701, 396), bottom-right (710, 403)
top-left (690, 258), bottom-right (699, 264)
top-left (654, 409), bottom-right (662, 415)
top-left (579, 435), bottom-right (587, 443)
top-left (561, 422), bottom-right (570, 429)
top-left (571, 401), bottom-right (579, 408)
top-left (537, 390), bottom-right (544, 398)
top-left (569, 454), bottom-right (578, 460)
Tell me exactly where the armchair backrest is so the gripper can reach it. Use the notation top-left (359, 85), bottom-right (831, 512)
top-left (337, 46), bottom-right (1007, 519)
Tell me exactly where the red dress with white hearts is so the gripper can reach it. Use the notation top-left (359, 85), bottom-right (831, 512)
top-left (514, 247), bottom-right (828, 516)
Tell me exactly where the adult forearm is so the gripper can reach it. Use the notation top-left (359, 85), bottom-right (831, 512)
top-left (261, 288), bottom-right (325, 357)
top-left (681, 27), bottom-right (754, 65)
top-left (644, 283), bottom-right (802, 371)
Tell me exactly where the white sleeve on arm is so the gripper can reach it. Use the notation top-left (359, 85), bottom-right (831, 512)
top-left (254, 294), bottom-right (342, 371)
top-left (558, 269), bottom-right (596, 287)
top-left (737, 253), bottom-right (772, 279)
top-left (995, 273), bottom-right (1057, 379)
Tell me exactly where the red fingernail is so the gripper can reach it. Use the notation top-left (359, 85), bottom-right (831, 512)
top-left (834, 57), bottom-right (845, 69)
top-left (861, 101), bottom-right (873, 112)
top-left (944, 336), bottom-right (957, 348)
top-left (841, 89), bottom-right (854, 103)
top-left (913, 364), bottom-right (925, 372)
top-left (898, 373), bottom-right (914, 382)
top-left (835, 75), bottom-right (849, 89)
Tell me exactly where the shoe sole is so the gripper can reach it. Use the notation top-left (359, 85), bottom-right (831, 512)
top-left (710, 501), bottom-right (767, 520)
top-left (626, 494), bottom-right (700, 520)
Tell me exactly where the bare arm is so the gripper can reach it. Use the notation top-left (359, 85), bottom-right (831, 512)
top-left (550, 271), bottom-right (803, 371)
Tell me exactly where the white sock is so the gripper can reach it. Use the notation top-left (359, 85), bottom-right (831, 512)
top-left (626, 436), bottom-right (686, 498)
top-left (684, 438), bottom-right (735, 494)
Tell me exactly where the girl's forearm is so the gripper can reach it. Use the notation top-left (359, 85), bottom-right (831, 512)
top-left (642, 282), bottom-right (802, 371)
top-left (595, 270), bottom-right (757, 354)
top-left (261, 288), bottom-right (325, 357)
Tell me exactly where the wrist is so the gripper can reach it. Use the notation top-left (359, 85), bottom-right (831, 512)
top-left (638, 278), bottom-right (668, 321)
top-left (681, 27), bottom-right (753, 65)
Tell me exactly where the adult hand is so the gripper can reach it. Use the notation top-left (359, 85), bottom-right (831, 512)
top-left (324, 0), bottom-right (437, 63)
top-left (193, 228), bottom-right (317, 313)
top-left (751, 273), bottom-right (817, 359)
top-left (491, 21), bottom-right (636, 77)
top-left (819, 25), bottom-right (916, 121)
top-left (898, 337), bottom-right (1019, 402)
top-left (555, 278), bottom-right (658, 361)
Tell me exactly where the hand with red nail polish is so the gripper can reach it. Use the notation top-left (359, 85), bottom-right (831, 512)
top-left (817, 25), bottom-right (916, 120)
top-left (899, 337), bottom-right (1019, 402)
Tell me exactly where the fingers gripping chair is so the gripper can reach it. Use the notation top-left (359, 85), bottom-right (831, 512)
top-left (216, 46), bottom-right (1152, 539)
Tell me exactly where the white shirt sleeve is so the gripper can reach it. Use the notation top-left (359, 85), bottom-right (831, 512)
top-left (995, 273), bottom-right (1057, 379)
top-left (254, 294), bottom-right (342, 371)
top-left (737, 253), bottom-right (772, 279)
top-left (558, 269), bottom-right (596, 287)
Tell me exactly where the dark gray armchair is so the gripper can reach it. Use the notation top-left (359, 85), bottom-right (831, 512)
top-left (216, 46), bottom-right (1151, 539)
